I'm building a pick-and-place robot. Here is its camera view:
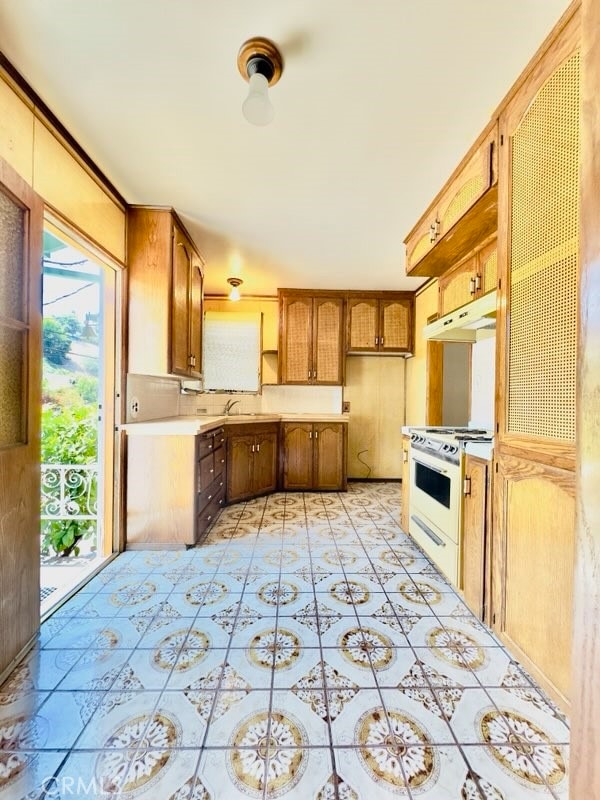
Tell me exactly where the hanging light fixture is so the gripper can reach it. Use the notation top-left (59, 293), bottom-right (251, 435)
top-left (237, 37), bottom-right (283, 126)
top-left (227, 277), bottom-right (243, 301)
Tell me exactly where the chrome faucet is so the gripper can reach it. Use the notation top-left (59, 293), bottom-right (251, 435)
top-left (223, 399), bottom-right (240, 416)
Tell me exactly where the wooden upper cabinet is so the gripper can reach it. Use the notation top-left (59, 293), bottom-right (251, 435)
top-left (379, 299), bottom-right (412, 352)
top-left (128, 207), bottom-right (204, 378)
top-left (347, 299), bottom-right (378, 351)
top-left (438, 237), bottom-right (497, 317)
top-left (171, 223), bottom-right (193, 376)
top-left (347, 294), bottom-right (413, 354)
top-left (278, 291), bottom-right (344, 385)
top-left (313, 297), bottom-right (345, 384)
top-left (404, 120), bottom-right (499, 278)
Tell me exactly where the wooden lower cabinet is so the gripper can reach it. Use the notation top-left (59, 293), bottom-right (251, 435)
top-left (491, 454), bottom-right (575, 706)
top-left (400, 435), bottom-right (410, 532)
top-left (126, 426), bottom-right (226, 547)
top-left (281, 422), bottom-right (347, 491)
top-left (461, 455), bottom-right (490, 621)
top-left (226, 424), bottom-right (278, 503)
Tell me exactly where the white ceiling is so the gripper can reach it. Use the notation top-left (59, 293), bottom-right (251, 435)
top-left (0, 0), bottom-right (569, 295)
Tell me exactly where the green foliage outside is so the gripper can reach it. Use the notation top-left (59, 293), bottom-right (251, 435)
top-left (41, 393), bottom-right (98, 558)
top-left (42, 314), bottom-right (81, 365)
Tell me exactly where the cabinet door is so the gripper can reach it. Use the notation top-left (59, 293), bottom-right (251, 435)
top-left (477, 239), bottom-right (497, 296)
top-left (379, 299), bottom-right (412, 352)
top-left (280, 296), bottom-right (313, 383)
top-left (461, 456), bottom-right (487, 618)
top-left (437, 123), bottom-right (496, 237)
top-left (313, 297), bottom-right (344, 384)
top-left (281, 423), bottom-right (314, 490)
top-left (253, 432), bottom-right (278, 496)
top-left (188, 256), bottom-right (203, 378)
top-left (227, 435), bottom-right (255, 503)
top-left (438, 255), bottom-right (477, 317)
top-left (313, 424), bottom-right (346, 490)
top-left (401, 436), bottom-right (410, 533)
top-left (171, 223), bottom-right (191, 376)
top-left (347, 299), bottom-right (378, 352)
top-left (492, 455), bottom-right (575, 703)
top-left (405, 213), bottom-right (438, 273)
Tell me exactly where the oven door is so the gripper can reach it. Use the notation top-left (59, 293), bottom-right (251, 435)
top-left (409, 448), bottom-right (461, 543)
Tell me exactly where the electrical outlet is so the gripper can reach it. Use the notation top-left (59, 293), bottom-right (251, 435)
top-left (196, 407), bottom-right (208, 415)
top-left (342, 401), bottom-right (351, 413)
top-left (129, 397), bottom-right (140, 418)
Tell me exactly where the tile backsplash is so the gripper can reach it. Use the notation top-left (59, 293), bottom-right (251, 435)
top-left (126, 374), bottom-right (180, 422)
top-left (179, 384), bottom-right (343, 417)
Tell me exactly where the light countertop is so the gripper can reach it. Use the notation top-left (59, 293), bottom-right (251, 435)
top-left (121, 413), bottom-right (349, 436)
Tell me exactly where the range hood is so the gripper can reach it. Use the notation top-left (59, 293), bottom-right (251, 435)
top-left (423, 291), bottom-right (497, 342)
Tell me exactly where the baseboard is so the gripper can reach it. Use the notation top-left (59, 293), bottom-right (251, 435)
top-left (347, 477), bottom-right (401, 483)
top-left (0, 633), bottom-right (37, 687)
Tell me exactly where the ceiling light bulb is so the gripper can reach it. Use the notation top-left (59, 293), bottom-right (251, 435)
top-left (242, 72), bottom-right (274, 126)
top-left (227, 277), bottom-right (243, 301)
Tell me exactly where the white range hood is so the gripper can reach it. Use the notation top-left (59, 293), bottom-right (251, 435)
top-left (423, 291), bottom-right (497, 342)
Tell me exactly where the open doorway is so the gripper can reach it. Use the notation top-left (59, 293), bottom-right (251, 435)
top-left (40, 223), bottom-right (118, 613)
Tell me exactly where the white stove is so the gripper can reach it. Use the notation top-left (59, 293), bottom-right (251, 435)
top-left (405, 426), bottom-right (494, 587)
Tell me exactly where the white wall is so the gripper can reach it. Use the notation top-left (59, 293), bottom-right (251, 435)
top-left (470, 335), bottom-right (496, 430)
top-left (442, 343), bottom-right (470, 426)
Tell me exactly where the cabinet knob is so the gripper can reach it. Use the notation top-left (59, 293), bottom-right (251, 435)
top-left (220, 438), bottom-right (225, 443)
top-left (208, 494), bottom-right (212, 501)
top-left (221, 458), bottom-right (225, 464)
top-left (207, 515), bottom-right (212, 522)
top-left (209, 468), bottom-right (214, 474)
top-left (208, 444), bottom-right (212, 450)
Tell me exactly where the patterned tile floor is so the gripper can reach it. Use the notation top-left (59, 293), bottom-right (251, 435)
top-left (0, 483), bottom-right (569, 799)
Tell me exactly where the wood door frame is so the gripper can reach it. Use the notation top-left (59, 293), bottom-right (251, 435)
top-left (571, 0), bottom-right (600, 793)
top-left (0, 156), bottom-right (43, 679)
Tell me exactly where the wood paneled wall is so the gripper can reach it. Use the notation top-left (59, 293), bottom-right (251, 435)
top-left (405, 281), bottom-right (438, 425)
top-left (0, 74), bottom-right (126, 262)
top-left (344, 356), bottom-right (405, 479)
top-left (570, 0), bottom-right (600, 792)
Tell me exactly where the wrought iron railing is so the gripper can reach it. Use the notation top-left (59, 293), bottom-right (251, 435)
top-left (41, 463), bottom-right (98, 521)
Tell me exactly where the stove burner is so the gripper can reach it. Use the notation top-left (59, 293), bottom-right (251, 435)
top-left (454, 434), bottom-right (493, 442)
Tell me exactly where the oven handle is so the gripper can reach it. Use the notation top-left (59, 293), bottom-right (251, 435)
top-left (411, 515), bottom-right (446, 547)
top-left (412, 457), bottom-right (449, 475)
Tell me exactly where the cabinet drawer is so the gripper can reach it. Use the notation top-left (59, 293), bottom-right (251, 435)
top-left (198, 453), bottom-right (215, 491)
top-left (196, 486), bottom-right (225, 538)
top-left (198, 434), bottom-right (215, 459)
top-left (213, 445), bottom-right (226, 479)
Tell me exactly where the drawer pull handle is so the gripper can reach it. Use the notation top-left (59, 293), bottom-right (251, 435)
top-left (207, 515), bottom-right (212, 522)
top-left (221, 459), bottom-right (225, 464)
top-left (210, 468), bottom-right (214, 473)
top-left (220, 438), bottom-right (225, 443)
top-left (207, 494), bottom-right (212, 501)
top-left (219, 499), bottom-right (223, 505)
top-left (208, 444), bottom-right (213, 450)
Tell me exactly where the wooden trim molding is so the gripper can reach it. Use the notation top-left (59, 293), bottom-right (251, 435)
top-left (570, 0), bottom-right (600, 793)
top-left (0, 51), bottom-right (127, 209)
